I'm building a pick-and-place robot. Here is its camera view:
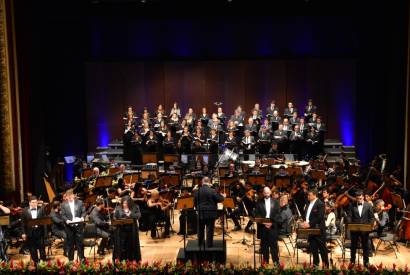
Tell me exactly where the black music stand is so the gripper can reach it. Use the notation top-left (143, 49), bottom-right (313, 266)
top-left (27, 217), bottom-right (53, 262)
top-left (111, 218), bottom-right (140, 262)
top-left (176, 197), bottom-right (194, 244)
top-left (347, 223), bottom-right (373, 266)
top-left (249, 217), bottom-right (272, 269)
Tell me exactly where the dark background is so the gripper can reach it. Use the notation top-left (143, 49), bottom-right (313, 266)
top-left (13, 0), bottom-right (408, 196)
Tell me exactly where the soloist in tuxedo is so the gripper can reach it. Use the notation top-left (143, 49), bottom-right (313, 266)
top-left (346, 191), bottom-right (374, 266)
top-left (61, 190), bottom-right (86, 261)
top-left (300, 190), bottom-right (329, 267)
top-left (21, 196), bottom-right (46, 263)
top-left (254, 187), bottom-right (282, 265)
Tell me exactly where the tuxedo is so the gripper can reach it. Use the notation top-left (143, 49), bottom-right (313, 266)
top-left (255, 198), bottom-right (282, 264)
top-left (303, 199), bottom-right (329, 267)
top-left (61, 199), bottom-right (86, 260)
top-left (21, 207), bottom-right (47, 262)
top-left (346, 201), bottom-right (374, 265)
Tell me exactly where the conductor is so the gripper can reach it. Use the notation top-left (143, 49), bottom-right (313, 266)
top-left (193, 177), bottom-right (225, 248)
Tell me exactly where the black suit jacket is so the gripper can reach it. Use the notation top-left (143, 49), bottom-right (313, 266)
top-left (193, 185), bottom-right (224, 219)
top-left (255, 198), bottom-right (282, 233)
top-left (61, 199), bottom-right (86, 223)
top-left (346, 201), bottom-right (374, 225)
top-left (21, 207), bottom-right (47, 237)
top-left (304, 199), bottom-right (326, 233)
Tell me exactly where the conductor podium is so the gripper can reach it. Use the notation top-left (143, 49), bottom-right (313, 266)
top-left (177, 240), bottom-right (226, 264)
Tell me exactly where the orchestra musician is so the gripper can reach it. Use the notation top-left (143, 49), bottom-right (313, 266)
top-left (346, 190), bottom-right (374, 267)
top-left (146, 189), bottom-right (171, 239)
top-left (21, 196), bottom-right (46, 263)
top-left (89, 198), bottom-right (111, 256)
top-left (254, 187), bottom-right (282, 265)
top-left (299, 189), bottom-right (329, 268)
top-left (50, 201), bottom-right (69, 257)
top-left (229, 179), bottom-right (255, 233)
top-left (194, 177), bottom-right (225, 248)
top-left (61, 189), bottom-right (86, 261)
top-left (113, 196), bottom-right (141, 261)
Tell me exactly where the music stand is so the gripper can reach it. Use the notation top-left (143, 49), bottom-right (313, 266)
top-left (310, 170), bottom-right (326, 186)
top-left (123, 173), bottom-right (140, 185)
top-left (111, 218), bottom-right (139, 263)
top-left (142, 153), bottom-right (157, 164)
top-left (162, 174), bottom-right (180, 188)
top-left (247, 175), bottom-right (265, 186)
top-left (94, 176), bottom-right (113, 189)
top-left (176, 197), bottom-right (194, 243)
top-left (27, 217), bottom-right (52, 227)
top-left (0, 216), bottom-right (9, 226)
top-left (164, 154), bottom-right (179, 163)
top-left (249, 217), bottom-right (273, 268)
top-left (347, 223), bottom-right (373, 266)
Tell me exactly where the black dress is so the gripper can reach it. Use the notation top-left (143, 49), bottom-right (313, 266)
top-left (113, 206), bottom-right (142, 262)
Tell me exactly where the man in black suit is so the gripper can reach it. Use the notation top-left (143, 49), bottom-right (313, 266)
top-left (299, 189), bottom-right (329, 267)
top-left (346, 190), bottom-right (374, 266)
top-left (21, 196), bottom-right (47, 263)
top-left (254, 186), bottom-right (282, 265)
top-left (193, 177), bottom-right (225, 248)
top-left (61, 189), bottom-right (86, 261)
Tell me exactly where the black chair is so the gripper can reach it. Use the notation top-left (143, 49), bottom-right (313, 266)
top-left (82, 223), bottom-right (98, 260)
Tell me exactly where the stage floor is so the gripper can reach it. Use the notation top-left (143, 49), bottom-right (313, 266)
top-left (8, 215), bottom-right (409, 268)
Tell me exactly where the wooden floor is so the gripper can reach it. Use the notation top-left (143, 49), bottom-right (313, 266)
top-left (8, 215), bottom-right (410, 268)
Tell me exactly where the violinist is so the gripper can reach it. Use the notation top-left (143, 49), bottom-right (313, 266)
top-left (89, 198), bottom-right (111, 256)
top-left (229, 180), bottom-right (254, 233)
top-left (147, 189), bottom-right (171, 239)
top-left (373, 199), bottom-right (389, 236)
top-left (279, 195), bottom-right (293, 235)
top-left (50, 201), bottom-right (69, 257)
top-left (325, 202), bottom-right (336, 235)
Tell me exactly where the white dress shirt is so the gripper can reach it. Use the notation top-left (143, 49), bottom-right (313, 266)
top-left (305, 198), bottom-right (317, 223)
top-left (30, 208), bottom-right (38, 219)
top-left (265, 198), bottom-right (271, 218)
top-left (358, 202), bottom-right (363, 217)
top-left (69, 201), bottom-right (76, 219)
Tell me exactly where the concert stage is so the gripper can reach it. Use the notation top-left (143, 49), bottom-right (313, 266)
top-left (7, 214), bottom-right (409, 269)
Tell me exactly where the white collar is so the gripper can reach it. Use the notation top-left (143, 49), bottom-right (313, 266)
top-left (310, 198), bottom-right (317, 205)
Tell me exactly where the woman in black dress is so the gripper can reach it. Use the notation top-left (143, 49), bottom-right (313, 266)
top-left (113, 196), bottom-right (141, 262)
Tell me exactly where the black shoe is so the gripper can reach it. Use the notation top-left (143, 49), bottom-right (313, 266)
top-left (232, 226), bottom-right (241, 232)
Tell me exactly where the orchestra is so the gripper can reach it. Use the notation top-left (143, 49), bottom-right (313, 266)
top-left (0, 100), bottom-right (408, 269)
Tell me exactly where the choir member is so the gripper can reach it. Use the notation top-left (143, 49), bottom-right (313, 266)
top-left (284, 102), bottom-right (297, 118)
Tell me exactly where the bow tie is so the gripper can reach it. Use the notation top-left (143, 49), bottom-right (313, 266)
top-left (30, 208), bottom-right (37, 211)
top-left (357, 203), bottom-right (363, 206)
